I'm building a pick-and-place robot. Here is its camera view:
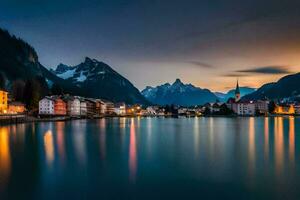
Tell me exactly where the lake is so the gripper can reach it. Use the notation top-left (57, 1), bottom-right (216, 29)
top-left (0, 117), bottom-right (299, 199)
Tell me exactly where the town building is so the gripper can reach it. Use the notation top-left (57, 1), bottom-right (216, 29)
top-left (255, 100), bottom-right (269, 114)
top-left (146, 106), bottom-right (158, 115)
top-left (39, 97), bottom-right (55, 115)
top-left (101, 100), bottom-right (115, 114)
top-left (66, 97), bottom-right (81, 116)
top-left (8, 102), bottom-right (25, 114)
top-left (274, 104), bottom-right (295, 115)
top-left (80, 100), bottom-right (87, 116)
top-left (0, 90), bottom-right (8, 113)
top-left (85, 99), bottom-right (98, 116)
top-left (54, 98), bottom-right (67, 116)
top-left (236, 102), bottom-right (256, 115)
top-left (225, 80), bottom-right (260, 116)
top-left (114, 102), bottom-right (126, 115)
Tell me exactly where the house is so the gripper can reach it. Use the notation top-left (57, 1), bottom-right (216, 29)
top-left (39, 97), bottom-right (55, 115)
top-left (254, 100), bottom-right (269, 114)
top-left (146, 106), bottom-right (158, 115)
top-left (114, 102), bottom-right (126, 115)
top-left (80, 100), bottom-right (87, 116)
top-left (212, 103), bottom-right (222, 113)
top-left (8, 102), bottom-right (25, 114)
top-left (236, 102), bottom-right (255, 115)
top-left (65, 97), bottom-right (81, 116)
top-left (178, 107), bottom-right (187, 115)
top-left (54, 98), bottom-right (67, 116)
top-left (0, 90), bottom-right (8, 113)
top-left (274, 104), bottom-right (295, 115)
top-left (204, 102), bottom-right (222, 113)
top-left (85, 99), bottom-right (97, 116)
top-left (99, 100), bottom-right (107, 114)
top-left (101, 100), bottom-right (114, 114)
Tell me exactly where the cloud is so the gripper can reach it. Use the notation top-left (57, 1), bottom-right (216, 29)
top-left (235, 66), bottom-right (291, 74)
top-left (187, 61), bottom-right (215, 69)
top-left (222, 73), bottom-right (251, 77)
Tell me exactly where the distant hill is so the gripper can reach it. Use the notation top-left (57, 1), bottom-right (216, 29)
top-left (52, 57), bottom-right (148, 104)
top-left (243, 72), bottom-right (300, 100)
top-left (141, 79), bottom-right (218, 106)
top-left (215, 87), bottom-right (256, 102)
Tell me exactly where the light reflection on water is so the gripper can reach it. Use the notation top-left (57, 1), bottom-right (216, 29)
top-left (129, 118), bottom-right (137, 182)
top-left (0, 117), bottom-right (299, 199)
top-left (0, 127), bottom-right (10, 191)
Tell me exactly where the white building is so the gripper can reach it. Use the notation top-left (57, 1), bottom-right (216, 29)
top-left (39, 97), bottom-right (55, 115)
top-left (236, 102), bottom-right (255, 115)
top-left (67, 98), bottom-right (81, 116)
top-left (146, 106), bottom-right (158, 115)
top-left (114, 103), bottom-right (126, 115)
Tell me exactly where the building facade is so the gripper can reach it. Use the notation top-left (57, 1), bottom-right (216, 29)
top-left (274, 104), bottom-right (295, 115)
top-left (67, 98), bottom-right (81, 116)
top-left (80, 101), bottom-right (87, 116)
top-left (0, 90), bottom-right (8, 113)
top-left (236, 102), bottom-right (255, 115)
top-left (39, 97), bottom-right (55, 115)
top-left (114, 102), bottom-right (126, 115)
top-left (8, 102), bottom-right (25, 114)
top-left (54, 98), bottom-right (67, 116)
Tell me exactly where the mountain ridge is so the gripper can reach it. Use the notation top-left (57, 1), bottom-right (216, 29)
top-left (52, 57), bottom-right (148, 104)
top-left (141, 79), bottom-right (218, 106)
top-left (243, 72), bottom-right (300, 100)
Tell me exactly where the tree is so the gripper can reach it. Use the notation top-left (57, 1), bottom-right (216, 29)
top-left (51, 83), bottom-right (63, 95)
top-left (268, 101), bottom-right (276, 113)
top-left (12, 80), bottom-right (25, 101)
top-left (0, 72), bottom-right (6, 90)
top-left (23, 76), bottom-right (49, 110)
top-left (220, 104), bottom-right (233, 115)
top-left (203, 107), bottom-right (211, 115)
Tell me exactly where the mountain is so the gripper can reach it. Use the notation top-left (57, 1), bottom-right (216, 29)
top-left (52, 57), bottom-right (148, 104)
top-left (0, 28), bottom-right (79, 92)
top-left (0, 28), bottom-right (147, 105)
top-left (215, 87), bottom-right (256, 102)
top-left (243, 72), bottom-right (300, 100)
top-left (141, 79), bottom-right (218, 106)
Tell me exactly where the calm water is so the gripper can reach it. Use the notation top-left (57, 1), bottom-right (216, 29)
top-left (0, 117), bottom-right (299, 199)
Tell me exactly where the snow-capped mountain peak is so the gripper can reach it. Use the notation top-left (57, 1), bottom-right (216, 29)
top-left (51, 57), bottom-right (147, 104)
top-left (52, 57), bottom-right (117, 84)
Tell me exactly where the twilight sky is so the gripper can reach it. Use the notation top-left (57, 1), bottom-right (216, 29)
top-left (1, 0), bottom-right (300, 91)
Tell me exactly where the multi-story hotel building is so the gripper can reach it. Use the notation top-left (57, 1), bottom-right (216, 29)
top-left (0, 90), bottom-right (8, 113)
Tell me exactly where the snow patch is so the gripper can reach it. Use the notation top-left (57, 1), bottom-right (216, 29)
top-left (75, 72), bottom-right (87, 82)
top-left (57, 68), bottom-right (76, 79)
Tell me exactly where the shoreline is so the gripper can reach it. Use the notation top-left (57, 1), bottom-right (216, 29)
top-left (0, 113), bottom-right (299, 126)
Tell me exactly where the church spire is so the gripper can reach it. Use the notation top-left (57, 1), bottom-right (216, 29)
top-left (235, 79), bottom-right (241, 102)
top-left (235, 79), bottom-right (240, 94)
